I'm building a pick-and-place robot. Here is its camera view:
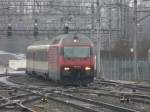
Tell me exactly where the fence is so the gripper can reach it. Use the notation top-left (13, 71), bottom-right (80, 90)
top-left (98, 58), bottom-right (150, 82)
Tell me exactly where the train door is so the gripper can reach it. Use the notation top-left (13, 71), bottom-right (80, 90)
top-left (54, 46), bottom-right (59, 81)
top-left (56, 46), bottom-right (60, 80)
top-left (48, 46), bottom-right (59, 81)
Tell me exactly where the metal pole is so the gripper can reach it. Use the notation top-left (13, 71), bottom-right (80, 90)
top-left (5, 64), bottom-right (8, 76)
top-left (108, 7), bottom-right (112, 79)
top-left (96, 0), bottom-right (101, 78)
top-left (91, 1), bottom-right (95, 38)
top-left (133, 0), bottom-right (137, 81)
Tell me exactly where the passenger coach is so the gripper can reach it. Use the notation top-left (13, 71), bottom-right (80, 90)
top-left (26, 34), bottom-right (95, 85)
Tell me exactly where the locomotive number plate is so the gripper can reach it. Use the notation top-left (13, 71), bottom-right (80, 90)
top-left (73, 66), bottom-right (81, 69)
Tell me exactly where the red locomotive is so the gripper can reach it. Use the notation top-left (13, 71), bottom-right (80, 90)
top-left (26, 34), bottom-right (95, 85)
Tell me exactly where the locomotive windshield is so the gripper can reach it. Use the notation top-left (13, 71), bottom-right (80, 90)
top-left (63, 47), bottom-right (91, 58)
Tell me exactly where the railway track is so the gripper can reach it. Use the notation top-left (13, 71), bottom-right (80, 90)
top-left (0, 91), bottom-right (41, 112)
top-left (0, 82), bottom-right (140, 112)
top-left (48, 92), bottom-right (140, 112)
top-left (0, 75), bottom-right (150, 112)
top-left (18, 86), bottom-right (140, 112)
top-left (65, 88), bottom-right (150, 104)
top-left (96, 79), bottom-right (150, 92)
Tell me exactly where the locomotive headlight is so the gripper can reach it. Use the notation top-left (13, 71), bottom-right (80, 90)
top-left (62, 67), bottom-right (71, 76)
top-left (64, 67), bottom-right (70, 71)
top-left (73, 39), bottom-right (79, 43)
top-left (85, 66), bottom-right (91, 71)
top-left (74, 39), bottom-right (77, 43)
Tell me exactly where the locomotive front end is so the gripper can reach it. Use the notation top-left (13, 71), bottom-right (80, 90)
top-left (60, 35), bottom-right (95, 85)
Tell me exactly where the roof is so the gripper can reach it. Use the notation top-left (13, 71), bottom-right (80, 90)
top-left (31, 34), bottom-right (90, 45)
top-left (27, 34), bottom-right (92, 50)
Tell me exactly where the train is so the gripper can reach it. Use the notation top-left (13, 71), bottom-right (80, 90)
top-left (26, 34), bottom-right (95, 85)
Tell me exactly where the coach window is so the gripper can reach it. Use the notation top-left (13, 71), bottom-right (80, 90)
top-left (43, 51), bottom-right (47, 61)
top-left (28, 52), bottom-right (30, 60)
top-left (26, 52), bottom-right (28, 58)
top-left (35, 51), bottom-right (38, 61)
top-left (38, 50), bottom-right (40, 61)
top-left (38, 50), bottom-right (41, 61)
top-left (42, 50), bottom-right (45, 61)
top-left (41, 50), bottom-right (46, 61)
top-left (40, 50), bottom-right (44, 61)
top-left (29, 52), bottom-right (31, 60)
top-left (37, 50), bottom-right (40, 61)
top-left (34, 51), bottom-right (37, 61)
top-left (45, 51), bottom-right (47, 61)
top-left (39, 50), bottom-right (42, 61)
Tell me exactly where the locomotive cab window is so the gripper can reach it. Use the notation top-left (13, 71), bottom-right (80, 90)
top-left (63, 47), bottom-right (91, 58)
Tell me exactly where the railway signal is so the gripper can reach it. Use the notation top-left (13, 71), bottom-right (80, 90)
top-left (34, 19), bottom-right (38, 37)
top-left (34, 23), bottom-right (38, 37)
top-left (7, 24), bottom-right (12, 37)
top-left (64, 23), bottom-right (69, 34)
